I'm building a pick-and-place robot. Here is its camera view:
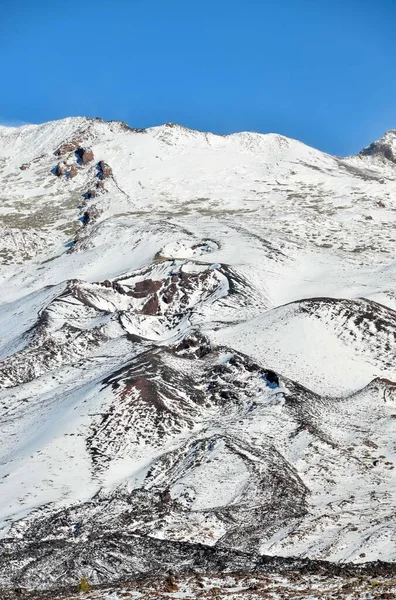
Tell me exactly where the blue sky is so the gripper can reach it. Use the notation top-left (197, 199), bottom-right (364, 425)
top-left (1, 0), bottom-right (395, 154)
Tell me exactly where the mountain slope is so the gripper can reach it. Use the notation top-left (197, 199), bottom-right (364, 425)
top-left (1, 117), bottom-right (396, 590)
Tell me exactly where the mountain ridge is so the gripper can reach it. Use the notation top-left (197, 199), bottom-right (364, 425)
top-left (1, 114), bottom-right (394, 159)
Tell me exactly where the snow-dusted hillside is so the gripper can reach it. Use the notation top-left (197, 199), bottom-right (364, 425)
top-left (1, 117), bottom-right (396, 590)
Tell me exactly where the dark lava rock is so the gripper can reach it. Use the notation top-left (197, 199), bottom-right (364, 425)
top-left (68, 164), bottom-right (79, 179)
top-left (85, 188), bottom-right (97, 199)
top-left (360, 137), bottom-right (396, 164)
top-left (173, 333), bottom-right (212, 359)
top-left (98, 160), bottom-right (113, 179)
top-left (97, 279), bottom-right (126, 295)
top-left (76, 147), bottom-right (94, 164)
top-left (54, 161), bottom-right (67, 177)
top-left (81, 205), bottom-right (102, 226)
top-left (133, 279), bottom-right (162, 298)
top-left (142, 294), bottom-right (159, 315)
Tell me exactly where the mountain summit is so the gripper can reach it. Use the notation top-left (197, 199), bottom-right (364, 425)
top-left (359, 129), bottom-right (396, 164)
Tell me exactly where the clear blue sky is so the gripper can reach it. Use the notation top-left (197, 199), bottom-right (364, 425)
top-left (1, 0), bottom-right (395, 155)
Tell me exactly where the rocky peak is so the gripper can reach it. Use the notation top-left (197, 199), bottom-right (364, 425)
top-left (359, 129), bottom-right (396, 164)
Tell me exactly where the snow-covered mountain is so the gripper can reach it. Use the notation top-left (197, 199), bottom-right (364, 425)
top-left (1, 117), bottom-right (396, 590)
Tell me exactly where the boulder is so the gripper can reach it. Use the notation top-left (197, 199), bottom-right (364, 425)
top-left (160, 489), bottom-right (172, 504)
top-left (98, 160), bottom-right (112, 178)
top-left (55, 161), bottom-right (68, 177)
top-left (81, 210), bottom-right (90, 226)
top-left (88, 205), bottom-right (101, 221)
top-left (19, 163), bottom-right (30, 171)
top-left (76, 147), bottom-right (94, 164)
top-left (68, 164), bottom-right (79, 179)
top-left (162, 282), bottom-right (177, 305)
top-left (363, 439), bottom-right (378, 449)
top-left (80, 205), bottom-right (102, 226)
top-left (85, 188), bottom-right (97, 199)
top-left (164, 574), bottom-right (179, 593)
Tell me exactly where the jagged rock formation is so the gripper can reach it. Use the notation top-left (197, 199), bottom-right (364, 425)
top-left (76, 146), bottom-right (94, 164)
top-left (54, 140), bottom-right (81, 156)
top-left (68, 164), bottom-right (78, 179)
top-left (97, 159), bottom-right (112, 178)
top-left (54, 161), bottom-right (68, 176)
top-left (360, 130), bottom-right (396, 164)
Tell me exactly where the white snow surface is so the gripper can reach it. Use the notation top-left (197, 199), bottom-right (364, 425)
top-left (1, 117), bottom-right (396, 575)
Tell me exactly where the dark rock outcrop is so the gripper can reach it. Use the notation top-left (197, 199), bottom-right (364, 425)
top-left (54, 161), bottom-right (67, 177)
top-left (76, 147), bottom-right (94, 164)
top-left (132, 279), bottom-right (162, 298)
top-left (142, 294), bottom-right (159, 315)
top-left (98, 160), bottom-right (112, 179)
top-left (84, 188), bottom-right (97, 199)
top-left (54, 140), bottom-right (81, 156)
top-left (107, 119), bottom-right (147, 133)
top-left (80, 205), bottom-right (102, 226)
top-left (360, 135), bottom-right (396, 164)
top-left (68, 164), bottom-right (79, 179)
top-left (19, 163), bottom-right (30, 171)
